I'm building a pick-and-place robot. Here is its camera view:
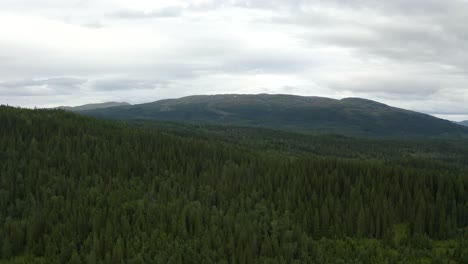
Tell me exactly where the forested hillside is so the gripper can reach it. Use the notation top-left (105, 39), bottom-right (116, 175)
top-left (0, 106), bottom-right (467, 263)
top-left (79, 94), bottom-right (468, 138)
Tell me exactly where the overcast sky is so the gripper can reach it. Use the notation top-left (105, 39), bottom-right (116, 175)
top-left (1, 0), bottom-right (468, 121)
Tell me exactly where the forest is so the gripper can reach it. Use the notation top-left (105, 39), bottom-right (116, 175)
top-left (0, 105), bottom-right (467, 263)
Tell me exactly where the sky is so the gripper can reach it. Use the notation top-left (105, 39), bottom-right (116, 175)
top-left (1, 0), bottom-right (468, 121)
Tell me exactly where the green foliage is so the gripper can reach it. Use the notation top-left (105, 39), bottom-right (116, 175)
top-left (0, 105), bottom-right (467, 263)
top-left (1, 237), bottom-right (12, 259)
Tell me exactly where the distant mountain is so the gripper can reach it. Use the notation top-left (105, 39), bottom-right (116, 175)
top-left (80, 94), bottom-right (468, 137)
top-left (459, 120), bottom-right (468, 127)
top-left (58, 102), bottom-right (130, 111)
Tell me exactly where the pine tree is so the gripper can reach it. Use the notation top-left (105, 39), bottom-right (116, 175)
top-left (69, 249), bottom-right (82, 264)
top-left (1, 237), bottom-right (12, 259)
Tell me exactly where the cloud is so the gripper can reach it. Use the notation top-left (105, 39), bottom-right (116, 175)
top-left (91, 78), bottom-right (164, 91)
top-left (0, 0), bottom-right (467, 120)
top-left (0, 77), bottom-right (87, 96)
top-left (109, 6), bottom-right (183, 19)
top-left (0, 77), bottom-right (86, 88)
top-left (268, 1), bottom-right (468, 72)
top-left (80, 21), bottom-right (104, 29)
top-left (328, 77), bottom-right (441, 99)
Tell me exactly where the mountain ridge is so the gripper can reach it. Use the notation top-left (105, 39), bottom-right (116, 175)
top-left (459, 120), bottom-right (468, 127)
top-left (78, 94), bottom-right (468, 138)
top-left (58, 101), bottom-right (130, 111)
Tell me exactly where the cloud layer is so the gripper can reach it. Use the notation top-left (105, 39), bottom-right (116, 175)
top-left (1, 0), bottom-right (467, 120)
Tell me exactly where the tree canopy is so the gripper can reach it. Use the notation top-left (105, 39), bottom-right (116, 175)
top-left (0, 106), bottom-right (467, 263)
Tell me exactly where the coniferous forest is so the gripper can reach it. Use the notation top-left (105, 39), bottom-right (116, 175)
top-left (0, 106), bottom-right (467, 263)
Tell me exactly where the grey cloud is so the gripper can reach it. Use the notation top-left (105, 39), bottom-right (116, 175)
top-left (178, 0), bottom-right (304, 11)
top-left (281, 86), bottom-right (295, 94)
top-left (350, 0), bottom-right (466, 16)
top-left (229, 0), bottom-right (304, 9)
top-left (42, 77), bottom-right (87, 87)
top-left (320, 72), bottom-right (468, 118)
top-left (1, 0), bottom-right (468, 119)
top-left (199, 49), bottom-right (318, 75)
top-left (403, 96), bottom-right (468, 117)
top-left (319, 30), bottom-right (439, 63)
top-left (0, 77), bottom-right (86, 89)
top-left (109, 6), bottom-right (183, 19)
top-left (267, 12), bottom-right (339, 27)
top-left (91, 79), bottom-right (164, 91)
top-left (328, 79), bottom-right (441, 100)
top-left (0, 77), bottom-right (87, 96)
top-left (106, 0), bottom-right (304, 18)
top-left (0, 55), bottom-right (12, 62)
top-left (195, 0), bottom-right (441, 12)
top-left (260, 0), bottom-right (468, 86)
top-left (327, 22), bottom-right (467, 67)
top-left (1, 87), bottom-right (52, 97)
top-left (286, 0), bottom-right (466, 15)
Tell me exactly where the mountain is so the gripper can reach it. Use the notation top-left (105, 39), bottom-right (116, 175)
top-left (80, 94), bottom-right (468, 137)
top-left (459, 120), bottom-right (468, 127)
top-left (57, 101), bottom-right (130, 111)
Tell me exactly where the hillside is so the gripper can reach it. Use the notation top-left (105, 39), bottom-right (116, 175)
top-left (129, 120), bottom-right (468, 171)
top-left (1, 106), bottom-right (468, 263)
top-left (58, 102), bottom-right (130, 111)
top-left (1, 106), bottom-right (467, 263)
top-left (460, 120), bottom-right (468, 127)
top-left (80, 94), bottom-right (468, 137)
